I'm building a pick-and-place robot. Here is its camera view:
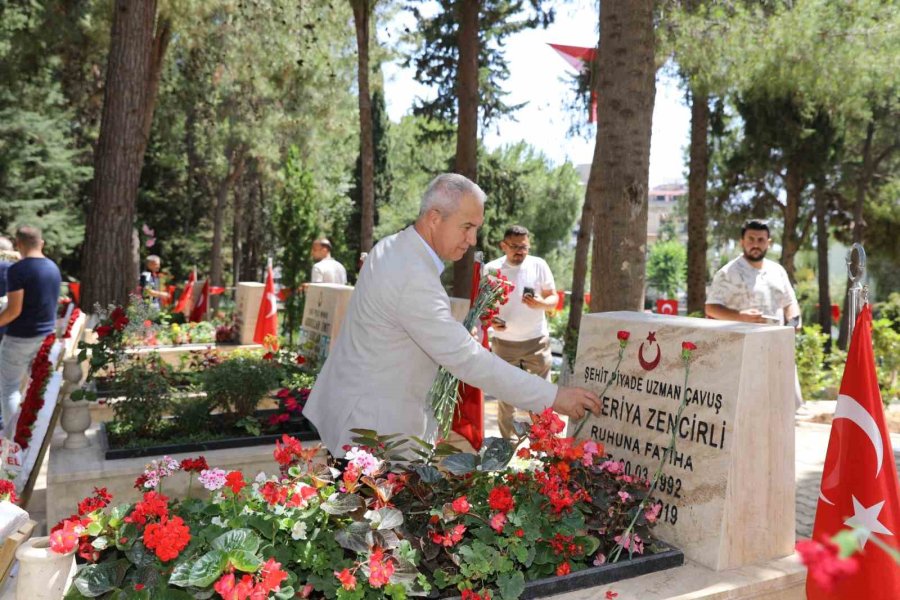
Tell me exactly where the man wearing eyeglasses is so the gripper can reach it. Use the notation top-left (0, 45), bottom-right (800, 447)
top-left (483, 225), bottom-right (559, 438)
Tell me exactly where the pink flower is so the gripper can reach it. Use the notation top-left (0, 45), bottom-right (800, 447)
top-left (617, 490), bottom-right (631, 503)
top-left (644, 503), bottom-right (662, 523)
top-left (489, 512), bottom-right (507, 533)
top-left (614, 532), bottom-right (644, 555)
top-left (451, 496), bottom-right (470, 514)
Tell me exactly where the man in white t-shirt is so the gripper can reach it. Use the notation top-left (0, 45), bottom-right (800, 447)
top-left (310, 238), bottom-right (348, 285)
top-left (483, 225), bottom-right (559, 438)
top-left (706, 219), bottom-right (803, 409)
top-left (705, 219), bottom-right (800, 327)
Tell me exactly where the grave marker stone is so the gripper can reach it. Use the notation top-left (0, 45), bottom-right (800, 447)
top-left (235, 282), bottom-right (264, 345)
top-left (571, 311), bottom-right (795, 570)
top-left (300, 284), bottom-right (354, 364)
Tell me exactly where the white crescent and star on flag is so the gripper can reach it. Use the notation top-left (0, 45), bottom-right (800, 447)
top-left (818, 393), bottom-right (895, 546)
top-left (266, 292), bottom-right (278, 318)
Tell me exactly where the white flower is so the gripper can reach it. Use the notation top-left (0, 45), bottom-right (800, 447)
top-left (211, 516), bottom-right (227, 527)
top-left (291, 521), bottom-right (308, 541)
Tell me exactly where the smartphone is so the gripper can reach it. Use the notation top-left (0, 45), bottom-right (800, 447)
top-left (523, 286), bottom-right (535, 298)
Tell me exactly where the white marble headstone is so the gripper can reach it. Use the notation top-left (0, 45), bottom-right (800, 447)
top-left (571, 311), bottom-right (796, 570)
top-left (300, 284), bottom-right (354, 364)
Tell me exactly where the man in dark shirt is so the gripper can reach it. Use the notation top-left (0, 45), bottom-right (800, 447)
top-left (0, 226), bottom-right (61, 433)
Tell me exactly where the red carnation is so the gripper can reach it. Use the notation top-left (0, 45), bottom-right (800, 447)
top-left (95, 325), bottom-right (113, 339)
top-left (617, 330), bottom-right (630, 341)
top-left (681, 341), bottom-right (697, 351)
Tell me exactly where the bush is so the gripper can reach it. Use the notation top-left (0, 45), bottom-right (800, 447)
top-left (872, 317), bottom-right (899, 405)
top-left (113, 357), bottom-right (172, 437)
top-left (796, 325), bottom-right (830, 400)
top-left (202, 355), bottom-right (281, 420)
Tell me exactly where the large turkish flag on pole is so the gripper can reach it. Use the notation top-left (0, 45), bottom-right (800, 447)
top-left (253, 262), bottom-right (278, 347)
top-left (808, 304), bottom-right (900, 599)
top-left (453, 256), bottom-right (486, 450)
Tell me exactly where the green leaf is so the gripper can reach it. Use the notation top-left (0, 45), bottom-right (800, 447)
top-left (125, 542), bottom-right (155, 568)
top-left (366, 507), bottom-right (403, 530)
top-left (247, 515), bottom-right (279, 541)
top-left (153, 589), bottom-right (194, 600)
top-left (167, 561), bottom-right (192, 588)
top-left (334, 529), bottom-right (370, 553)
top-left (497, 570), bottom-right (525, 600)
top-left (211, 528), bottom-right (261, 553)
top-left (86, 521), bottom-right (104, 537)
top-left (227, 549), bottom-right (263, 573)
top-left (479, 437), bottom-right (515, 471)
top-left (273, 585), bottom-right (296, 600)
top-left (321, 493), bottom-right (364, 515)
top-left (73, 559), bottom-right (130, 597)
top-left (415, 466), bottom-right (442, 483)
top-left (187, 550), bottom-right (229, 587)
top-left (440, 453), bottom-right (477, 475)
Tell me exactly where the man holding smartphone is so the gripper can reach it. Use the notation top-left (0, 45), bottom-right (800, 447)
top-left (484, 225), bottom-right (559, 439)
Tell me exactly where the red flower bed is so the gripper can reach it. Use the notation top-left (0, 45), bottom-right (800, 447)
top-left (14, 333), bottom-right (56, 449)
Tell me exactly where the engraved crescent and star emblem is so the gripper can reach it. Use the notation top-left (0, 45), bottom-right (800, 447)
top-left (638, 331), bottom-right (661, 371)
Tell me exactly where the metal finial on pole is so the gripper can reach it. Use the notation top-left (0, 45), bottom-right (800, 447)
top-left (845, 243), bottom-right (867, 341)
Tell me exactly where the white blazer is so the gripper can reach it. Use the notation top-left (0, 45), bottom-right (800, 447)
top-left (304, 226), bottom-right (557, 456)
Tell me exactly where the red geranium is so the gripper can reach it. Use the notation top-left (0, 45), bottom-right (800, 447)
top-left (180, 456), bottom-right (209, 473)
top-left (125, 491), bottom-right (169, 527)
top-left (77, 487), bottom-right (112, 516)
top-left (367, 546), bottom-right (394, 588)
top-left (144, 516), bottom-right (190, 562)
top-left (225, 471), bottom-right (246, 495)
top-left (488, 485), bottom-right (514, 513)
top-left (451, 495), bottom-right (470, 514)
top-left (335, 568), bottom-right (357, 591)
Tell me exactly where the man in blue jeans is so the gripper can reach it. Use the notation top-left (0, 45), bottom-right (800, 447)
top-left (0, 226), bottom-right (61, 434)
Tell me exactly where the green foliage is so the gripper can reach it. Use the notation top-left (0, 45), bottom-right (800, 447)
top-left (113, 358), bottom-right (173, 438)
top-left (872, 318), bottom-right (899, 404)
top-left (274, 148), bottom-right (318, 341)
top-left (202, 356), bottom-right (281, 420)
top-left (796, 325), bottom-right (831, 400)
top-left (405, 1), bottom-right (555, 129)
top-left (646, 241), bottom-right (687, 298)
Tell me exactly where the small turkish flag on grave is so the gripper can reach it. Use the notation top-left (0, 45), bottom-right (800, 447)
top-left (656, 299), bottom-right (678, 315)
top-left (832, 304), bottom-right (841, 322)
top-left (556, 292), bottom-right (565, 312)
top-left (254, 262), bottom-right (278, 347)
top-left (189, 279), bottom-right (209, 323)
top-left (67, 282), bottom-right (80, 306)
top-left (807, 304), bottom-right (900, 599)
top-left (174, 270), bottom-right (196, 314)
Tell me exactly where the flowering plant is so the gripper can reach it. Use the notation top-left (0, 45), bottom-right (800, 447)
top-left (14, 333), bottom-right (56, 449)
top-left (62, 307), bottom-right (82, 339)
top-left (430, 271), bottom-right (514, 438)
top-left (52, 412), bottom-right (666, 599)
top-left (76, 304), bottom-right (130, 386)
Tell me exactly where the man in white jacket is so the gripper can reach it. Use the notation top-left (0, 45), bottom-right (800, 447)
top-left (305, 173), bottom-right (600, 456)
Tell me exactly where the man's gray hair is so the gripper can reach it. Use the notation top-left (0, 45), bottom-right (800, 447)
top-left (0, 237), bottom-right (12, 252)
top-left (146, 255), bottom-right (161, 263)
top-left (418, 173), bottom-right (486, 218)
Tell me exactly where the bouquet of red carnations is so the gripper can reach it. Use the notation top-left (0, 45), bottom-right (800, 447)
top-left (429, 270), bottom-right (513, 439)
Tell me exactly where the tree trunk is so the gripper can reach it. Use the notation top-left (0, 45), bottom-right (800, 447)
top-left (814, 182), bottom-right (831, 348)
top-left (589, 0), bottom-right (656, 312)
top-left (452, 0), bottom-right (480, 299)
top-left (781, 162), bottom-right (803, 283)
top-left (351, 0), bottom-right (376, 253)
top-left (686, 89), bottom-right (709, 315)
top-left (81, 0), bottom-right (159, 309)
top-left (140, 17), bottom-right (171, 154)
top-left (210, 147), bottom-right (246, 305)
top-left (838, 120), bottom-right (874, 349)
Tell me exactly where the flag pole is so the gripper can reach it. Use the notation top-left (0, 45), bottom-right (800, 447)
top-left (845, 243), bottom-right (868, 341)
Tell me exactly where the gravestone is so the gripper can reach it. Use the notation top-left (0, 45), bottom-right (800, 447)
top-left (571, 311), bottom-right (795, 571)
top-left (235, 282), bottom-right (265, 345)
top-left (300, 284), bottom-right (354, 364)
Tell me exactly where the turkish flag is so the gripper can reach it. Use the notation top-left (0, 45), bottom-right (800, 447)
top-left (189, 279), bottom-right (209, 323)
top-left (808, 305), bottom-right (900, 599)
top-left (174, 270), bottom-right (196, 314)
top-left (453, 256), bottom-right (486, 450)
top-left (68, 282), bottom-right (81, 306)
top-left (656, 299), bottom-right (678, 315)
top-left (253, 263), bottom-right (278, 348)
